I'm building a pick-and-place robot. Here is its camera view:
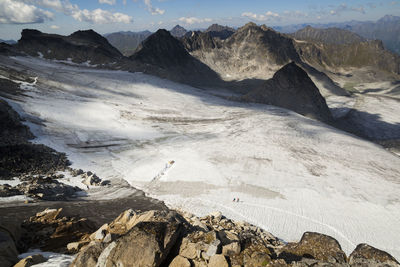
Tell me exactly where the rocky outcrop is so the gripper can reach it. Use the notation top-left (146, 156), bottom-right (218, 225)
top-left (242, 62), bottom-right (333, 123)
top-left (278, 232), bottom-right (347, 264)
top-left (19, 208), bottom-right (96, 253)
top-left (348, 243), bottom-right (400, 266)
top-left (17, 29), bottom-right (123, 65)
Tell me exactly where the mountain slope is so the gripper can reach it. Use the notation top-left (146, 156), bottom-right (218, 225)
top-left (292, 26), bottom-right (365, 45)
top-left (17, 29), bottom-right (123, 65)
top-left (347, 15), bottom-right (400, 55)
top-left (104, 31), bottom-right (152, 56)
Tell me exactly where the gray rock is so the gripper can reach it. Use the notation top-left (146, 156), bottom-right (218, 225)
top-left (0, 229), bottom-right (19, 267)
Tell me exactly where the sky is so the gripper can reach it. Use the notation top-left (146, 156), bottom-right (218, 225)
top-left (0, 0), bottom-right (399, 40)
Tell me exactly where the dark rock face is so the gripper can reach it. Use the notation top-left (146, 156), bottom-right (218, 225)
top-left (242, 62), bottom-right (333, 123)
top-left (292, 26), bottom-right (366, 45)
top-left (349, 243), bottom-right (400, 266)
top-left (17, 29), bottom-right (122, 65)
top-left (170, 25), bottom-right (188, 38)
top-left (104, 30), bottom-right (152, 56)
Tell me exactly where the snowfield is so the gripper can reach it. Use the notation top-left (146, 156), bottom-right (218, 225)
top-left (1, 56), bottom-right (400, 259)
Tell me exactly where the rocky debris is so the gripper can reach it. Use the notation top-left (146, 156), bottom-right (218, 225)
top-left (0, 144), bottom-right (70, 180)
top-left (14, 254), bottom-right (47, 267)
top-left (348, 243), bottom-right (400, 266)
top-left (17, 29), bottom-right (123, 65)
top-left (9, 207), bottom-right (397, 267)
top-left (0, 175), bottom-right (82, 201)
top-left (0, 98), bottom-right (71, 180)
top-left (278, 232), bottom-right (347, 264)
top-left (18, 208), bottom-right (96, 253)
top-left (0, 228), bottom-right (19, 267)
top-left (242, 62), bottom-right (334, 123)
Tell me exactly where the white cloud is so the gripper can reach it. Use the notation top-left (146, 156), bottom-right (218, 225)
top-left (72, 8), bottom-right (132, 24)
top-left (178, 17), bottom-right (212, 25)
top-left (241, 11), bottom-right (280, 21)
top-left (99, 0), bottom-right (116, 5)
top-left (8, 0), bottom-right (133, 24)
top-left (0, 0), bottom-right (53, 24)
top-left (50, 24), bottom-right (59, 29)
top-left (144, 0), bottom-right (165, 15)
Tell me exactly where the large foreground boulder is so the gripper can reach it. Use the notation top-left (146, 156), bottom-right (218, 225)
top-left (97, 221), bottom-right (182, 267)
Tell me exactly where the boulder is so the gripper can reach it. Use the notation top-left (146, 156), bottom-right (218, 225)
top-left (71, 241), bottom-right (107, 267)
top-left (179, 231), bottom-right (220, 260)
top-left (169, 255), bottom-right (191, 267)
top-left (222, 242), bottom-right (241, 256)
top-left (208, 254), bottom-right (229, 267)
top-left (349, 243), bottom-right (400, 267)
top-left (278, 232), bottom-right (347, 264)
top-left (14, 254), bottom-right (46, 267)
top-left (0, 229), bottom-right (19, 267)
top-left (97, 221), bottom-right (182, 267)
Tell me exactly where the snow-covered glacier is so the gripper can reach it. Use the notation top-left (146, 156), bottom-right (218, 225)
top-left (1, 56), bottom-right (400, 258)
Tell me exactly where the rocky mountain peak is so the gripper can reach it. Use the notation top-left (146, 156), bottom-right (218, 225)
top-left (130, 29), bottom-right (192, 68)
top-left (170, 25), bottom-right (188, 38)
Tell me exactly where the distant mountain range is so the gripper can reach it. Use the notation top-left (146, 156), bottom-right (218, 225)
top-left (0, 39), bottom-right (16, 45)
top-left (104, 31), bottom-right (152, 56)
top-left (274, 15), bottom-right (400, 55)
top-left (170, 25), bottom-right (187, 38)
